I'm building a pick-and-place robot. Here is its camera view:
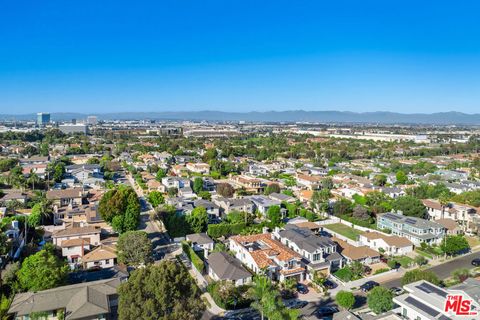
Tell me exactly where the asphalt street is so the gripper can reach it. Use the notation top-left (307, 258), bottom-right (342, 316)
top-left (382, 250), bottom-right (480, 288)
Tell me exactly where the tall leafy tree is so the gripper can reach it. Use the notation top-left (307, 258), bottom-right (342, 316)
top-left (336, 290), bottom-right (356, 310)
top-left (118, 261), bottom-right (205, 320)
top-left (17, 244), bottom-right (69, 291)
top-left (187, 207), bottom-right (208, 233)
top-left (117, 231), bottom-right (152, 266)
top-left (367, 287), bottom-right (393, 314)
top-left (392, 196), bottom-right (426, 218)
top-left (193, 177), bottom-right (204, 194)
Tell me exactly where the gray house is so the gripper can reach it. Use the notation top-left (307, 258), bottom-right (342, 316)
top-left (273, 224), bottom-right (342, 278)
top-left (8, 278), bottom-right (121, 320)
top-left (207, 251), bottom-right (252, 286)
top-left (377, 212), bottom-right (446, 245)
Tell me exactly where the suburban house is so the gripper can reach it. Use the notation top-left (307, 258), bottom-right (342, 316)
top-left (53, 225), bottom-right (101, 247)
top-left (0, 191), bottom-right (28, 204)
top-left (423, 199), bottom-right (479, 233)
top-left (60, 238), bottom-right (91, 266)
top-left (47, 188), bottom-right (86, 208)
top-left (358, 231), bottom-right (414, 256)
top-left (273, 224), bottom-right (343, 278)
top-left (214, 197), bottom-right (254, 214)
top-left (229, 233), bottom-right (305, 282)
top-left (268, 192), bottom-right (296, 204)
top-left (435, 218), bottom-right (463, 235)
top-left (377, 212), bottom-right (446, 246)
top-left (207, 251), bottom-right (252, 286)
top-left (64, 164), bottom-right (104, 187)
top-left (8, 278), bottom-right (121, 320)
top-left (186, 162), bottom-right (210, 174)
top-left (146, 179), bottom-right (166, 192)
top-left (230, 175), bottom-right (265, 194)
top-left (296, 174), bottom-right (322, 190)
top-left (53, 204), bottom-right (102, 226)
top-left (333, 237), bottom-right (381, 265)
top-left (193, 199), bottom-right (221, 220)
top-left (81, 244), bottom-right (117, 269)
top-left (186, 233), bottom-right (215, 256)
top-left (247, 195), bottom-right (281, 215)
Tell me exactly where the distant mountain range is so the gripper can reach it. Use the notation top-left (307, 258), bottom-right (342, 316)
top-left (1, 110), bottom-right (480, 125)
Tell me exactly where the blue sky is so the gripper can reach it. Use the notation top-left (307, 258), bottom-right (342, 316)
top-left (1, 1), bottom-right (480, 114)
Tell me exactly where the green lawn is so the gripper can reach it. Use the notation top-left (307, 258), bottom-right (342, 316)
top-left (323, 223), bottom-right (363, 241)
top-left (394, 255), bottom-right (414, 268)
top-left (415, 249), bottom-right (433, 259)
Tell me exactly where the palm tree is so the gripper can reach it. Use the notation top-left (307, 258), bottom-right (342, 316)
top-left (27, 169), bottom-right (41, 191)
top-left (439, 192), bottom-right (450, 220)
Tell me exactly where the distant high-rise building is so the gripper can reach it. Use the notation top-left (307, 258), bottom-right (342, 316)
top-left (87, 115), bottom-right (98, 125)
top-left (71, 118), bottom-right (77, 124)
top-left (36, 113), bottom-right (50, 127)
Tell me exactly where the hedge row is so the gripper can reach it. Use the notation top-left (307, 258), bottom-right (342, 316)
top-left (182, 242), bottom-right (205, 273)
top-left (207, 222), bottom-right (247, 238)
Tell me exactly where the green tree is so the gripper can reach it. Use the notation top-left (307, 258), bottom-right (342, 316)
top-left (373, 174), bottom-right (387, 186)
top-left (198, 191), bottom-right (212, 200)
top-left (250, 276), bottom-right (298, 320)
top-left (117, 231), bottom-right (152, 266)
top-left (441, 235), bottom-right (470, 256)
top-left (264, 183), bottom-right (280, 195)
top-left (187, 207), bottom-right (208, 233)
top-left (17, 244), bottom-right (69, 291)
top-left (336, 290), bottom-right (355, 310)
top-left (118, 261), bottom-right (205, 320)
top-left (193, 177), bottom-right (204, 194)
top-left (167, 187), bottom-right (178, 197)
top-left (147, 191), bottom-right (165, 207)
top-left (392, 196), bottom-right (426, 218)
top-left (367, 287), bottom-right (393, 314)
top-left (333, 198), bottom-right (353, 216)
top-left (401, 269), bottom-right (440, 286)
top-left (266, 205), bottom-right (282, 227)
top-left (395, 170), bottom-right (408, 184)
top-left (98, 187), bottom-right (140, 231)
top-left (156, 169), bottom-right (167, 181)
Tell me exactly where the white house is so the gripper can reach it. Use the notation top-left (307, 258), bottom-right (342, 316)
top-left (359, 231), bottom-right (413, 256)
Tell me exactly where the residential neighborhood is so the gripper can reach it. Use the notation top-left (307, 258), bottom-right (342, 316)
top-left (1, 119), bottom-right (480, 320)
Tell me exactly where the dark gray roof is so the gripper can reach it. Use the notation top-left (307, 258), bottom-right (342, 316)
top-left (279, 224), bottom-right (335, 253)
top-left (186, 233), bottom-right (214, 245)
top-left (8, 278), bottom-right (120, 319)
top-left (208, 251), bottom-right (252, 281)
top-left (194, 199), bottom-right (219, 209)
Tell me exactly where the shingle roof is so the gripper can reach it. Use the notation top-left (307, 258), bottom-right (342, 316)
top-left (361, 231), bottom-right (413, 247)
top-left (47, 188), bottom-right (84, 200)
top-left (186, 233), bottom-right (214, 245)
top-left (208, 252), bottom-right (252, 281)
top-left (279, 224), bottom-right (335, 253)
top-left (81, 245), bottom-right (117, 263)
top-left (53, 226), bottom-right (100, 238)
top-left (8, 278), bottom-right (120, 319)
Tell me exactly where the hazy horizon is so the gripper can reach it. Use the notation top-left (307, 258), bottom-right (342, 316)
top-left (1, 1), bottom-right (480, 114)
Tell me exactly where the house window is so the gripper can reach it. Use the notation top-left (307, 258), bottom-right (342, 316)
top-left (105, 259), bottom-right (110, 264)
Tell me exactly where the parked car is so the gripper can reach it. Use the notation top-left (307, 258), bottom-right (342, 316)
top-left (315, 306), bottom-right (339, 317)
top-left (323, 279), bottom-right (337, 289)
top-left (390, 287), bottom-right (404, 295)
top-left (471, 258), bottom-right (480, 266)
top-left (296, 283), bottom-right (309, 294)
top-left (360, 281), bottom-right (379, 292)
top-left (285, 300), bottom-right (308, 309)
